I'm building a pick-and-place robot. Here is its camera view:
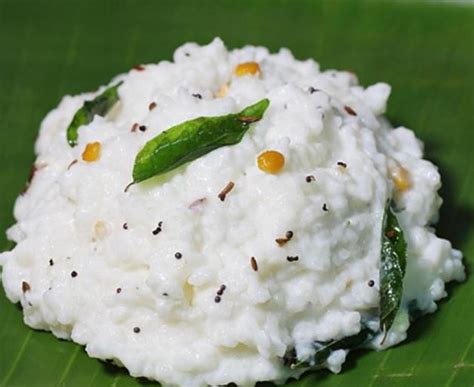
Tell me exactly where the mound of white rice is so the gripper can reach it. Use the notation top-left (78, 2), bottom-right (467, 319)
top-left (0, 38), bottom-right (464, 386)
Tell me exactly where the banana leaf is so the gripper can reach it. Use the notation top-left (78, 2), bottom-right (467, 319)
top-left (0, 0), bottom-right (473, 386)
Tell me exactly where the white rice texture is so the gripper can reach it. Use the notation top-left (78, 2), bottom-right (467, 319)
top-left (0, 38), bottom-right (465, 387)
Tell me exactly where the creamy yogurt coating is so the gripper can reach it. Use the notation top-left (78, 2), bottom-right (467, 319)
top-left (0, 38), bottom-right (465, 386)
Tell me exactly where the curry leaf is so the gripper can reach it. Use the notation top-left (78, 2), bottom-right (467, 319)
top-left (131, 98), bottom-right (270, 185)
top-left (66, 81), bottom-right (123, 147)
top-left (380, 201), bottom-right (407, 342)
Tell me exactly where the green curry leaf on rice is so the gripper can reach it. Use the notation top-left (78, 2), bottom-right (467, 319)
top-left (379, 201), bottom-right (407, 342)
top-left (130, 98), bottom-right (270, 185)
top-left (66, 81), bottom-right (123, 147)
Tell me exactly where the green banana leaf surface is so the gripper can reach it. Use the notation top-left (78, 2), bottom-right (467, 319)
top-left (0, 0), bottom-right (473, 386)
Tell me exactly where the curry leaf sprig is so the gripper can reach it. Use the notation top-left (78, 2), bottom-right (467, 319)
top-left (379, 201), bottom-right (407, 343)
top-left (66, 81), bottom-right (123, 147)
top-left (128, 98), bottom-right (270, 188)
